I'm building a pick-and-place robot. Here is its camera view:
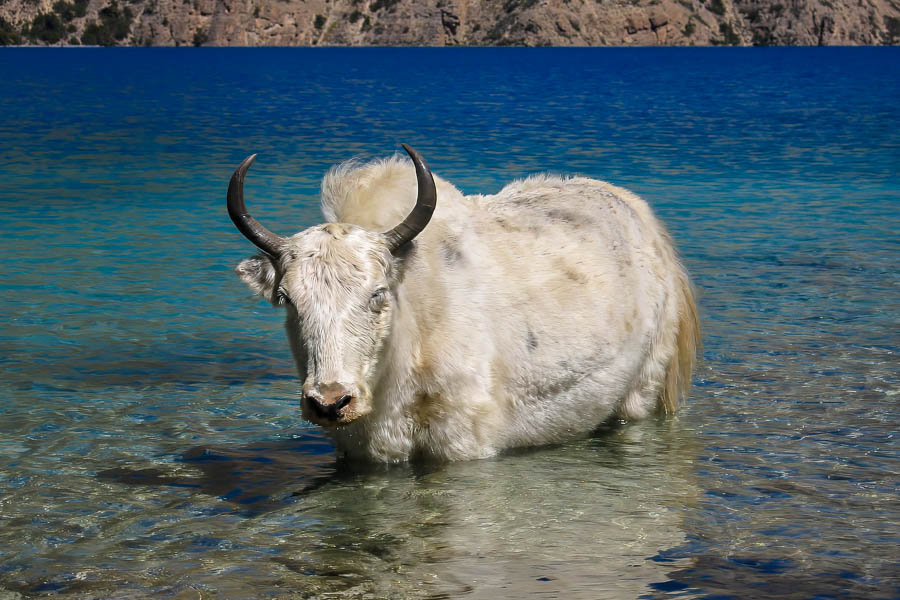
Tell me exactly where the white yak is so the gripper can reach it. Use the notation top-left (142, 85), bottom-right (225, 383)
top-left (229, 145), bottom-right (699, 462)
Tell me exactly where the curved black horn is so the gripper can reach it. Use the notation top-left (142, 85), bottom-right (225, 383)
top-left (227, 154), bottom-right (284, 258)
top-left (384, 144), bottom-right (437, 253)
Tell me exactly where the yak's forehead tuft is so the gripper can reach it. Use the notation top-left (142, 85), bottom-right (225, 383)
top-left (280, 224), bottom-right (391, 296)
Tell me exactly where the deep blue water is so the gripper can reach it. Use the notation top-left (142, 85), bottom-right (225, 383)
top-left (0, 48), bottom-right (898, 598)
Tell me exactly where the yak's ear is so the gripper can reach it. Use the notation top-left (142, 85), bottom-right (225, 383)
top-left (236, 254), bottom-right (278, 301)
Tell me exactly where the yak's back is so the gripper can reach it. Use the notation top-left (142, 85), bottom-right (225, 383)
top-left (483, 173), bottom-right (665, 241)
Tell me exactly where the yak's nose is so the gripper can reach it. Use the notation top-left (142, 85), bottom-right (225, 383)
top-left (304, 383), bottom-right (355, 422)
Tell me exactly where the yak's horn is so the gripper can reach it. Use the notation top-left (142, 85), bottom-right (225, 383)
top-left (384, 144), bottom-right (437, 253)
top-left (227, 154), bottom-right (284, 258)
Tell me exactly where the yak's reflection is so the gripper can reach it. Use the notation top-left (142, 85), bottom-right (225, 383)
top-left (98, 420), bottom-right (698, 598)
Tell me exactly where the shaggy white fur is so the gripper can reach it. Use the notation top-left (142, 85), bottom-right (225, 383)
top-left (237, 154), bottom-right (699, 462)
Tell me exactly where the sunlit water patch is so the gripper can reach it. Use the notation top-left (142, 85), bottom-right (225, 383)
top-left (0, 48), bottom-right (898, 598)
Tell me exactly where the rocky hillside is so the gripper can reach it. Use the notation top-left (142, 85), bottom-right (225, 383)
top-left (1, 0), bottom-right (898, 46)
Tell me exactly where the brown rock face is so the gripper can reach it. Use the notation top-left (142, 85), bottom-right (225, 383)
top-left (1, 0), bottom-right (898, 46)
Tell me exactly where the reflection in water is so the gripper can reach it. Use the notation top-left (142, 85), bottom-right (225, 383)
top-left (56, 422), bottom-right (697, 599)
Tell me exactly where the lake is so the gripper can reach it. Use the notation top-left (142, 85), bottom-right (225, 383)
top-left (0, 47), bottom-right (898, 598)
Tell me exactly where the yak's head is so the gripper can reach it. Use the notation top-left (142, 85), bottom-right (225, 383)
top-left (229, 145), bottom-right (435, 428)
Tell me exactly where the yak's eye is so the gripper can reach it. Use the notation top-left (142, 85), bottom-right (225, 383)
top-left (275, 287), bottom-right (293, 307)
top-left (369, 288), bottom-right (387, 312)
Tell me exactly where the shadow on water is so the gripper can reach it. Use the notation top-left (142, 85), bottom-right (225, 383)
top-left (97, 429), bottom-right (339, 517)
top-left (96, 418), bottom-right (653, 516)
top-left (95, 425), bottom-right (621, 518)
top-left (95, 427), bottom-right (483, 518)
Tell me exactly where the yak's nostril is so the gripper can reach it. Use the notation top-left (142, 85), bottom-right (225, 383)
top-left (305, 392), bottom-right (352, 421)
top-left (305, 395), bottom-right (326, 414)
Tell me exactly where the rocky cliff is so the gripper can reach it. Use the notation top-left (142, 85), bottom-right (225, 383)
top-left (1, 0), bottom-right (898, 46)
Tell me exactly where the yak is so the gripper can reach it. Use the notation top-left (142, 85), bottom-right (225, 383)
top-left (228, 145), bottom-right (699, 462)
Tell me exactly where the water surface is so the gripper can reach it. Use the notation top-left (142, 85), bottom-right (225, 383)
top-left (0, 48), bottom-right (898, 598)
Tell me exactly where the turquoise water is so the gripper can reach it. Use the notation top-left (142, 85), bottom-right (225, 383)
top-left (0, 48), bottom-right (898, 598)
